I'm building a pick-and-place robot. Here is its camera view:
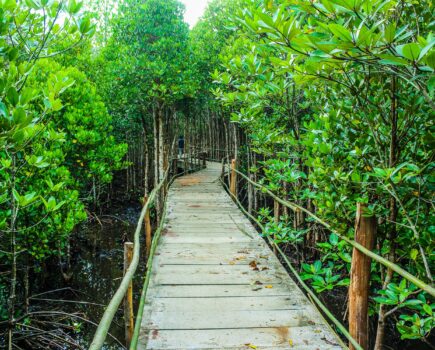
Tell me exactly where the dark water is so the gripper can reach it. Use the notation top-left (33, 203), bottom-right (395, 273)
top-left (39, 203), bottom-right (145, 349)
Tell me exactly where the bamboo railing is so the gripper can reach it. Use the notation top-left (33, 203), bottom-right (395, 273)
top-left (224, 163), bottom-right (435, 297)
top-left (89, 170), bottom-right (170, 350)
top-left (89, 151), bottom-right (205, 350)
top-left (221, 160), bottom-right (434, 350)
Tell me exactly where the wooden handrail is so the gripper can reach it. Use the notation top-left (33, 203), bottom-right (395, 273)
top-left (89, 169), bottom-right (170, 350)
top-left (224, 163), bottom-right (435, 297)
top-left (219, 177), bottom-right (355, 350)
top-left (129, 168), bottom-right (188, 349)
top-left (90, 151), bottom-right (206, 350)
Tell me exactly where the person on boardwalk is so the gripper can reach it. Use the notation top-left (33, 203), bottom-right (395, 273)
top-left (178, 135), bottom-right (185, 157)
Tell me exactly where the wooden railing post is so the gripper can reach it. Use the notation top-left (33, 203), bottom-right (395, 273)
top-left (349, 203), bottom-right (376, 350)
top-left (273, 200), bottom-right (280, 255)
top-left (230, 158), bottom-right (237, 197)
top-left (123, 242), bottom-right (134, 347)
top-left (144, 195), bottom-right (152, 257)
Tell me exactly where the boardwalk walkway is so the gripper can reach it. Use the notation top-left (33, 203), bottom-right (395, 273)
top-left (138, 162), bottom-right (343, 349)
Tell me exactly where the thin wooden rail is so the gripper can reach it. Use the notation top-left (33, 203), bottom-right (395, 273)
top-left (130, 171), bottom-right (181, 349)
top-left (219, 177), bottom-right (357, 350)
top-left (89, 151), bottom-right (205, 350)
top-left (89, 170), bottom-right (170, 350)
top-left (225, 164), bottom-right (435, 297)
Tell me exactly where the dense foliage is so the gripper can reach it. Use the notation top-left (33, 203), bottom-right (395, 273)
top-left (0, 0), bottom-right (127, 347)
top-left (198, 0), bottom-right (434, 348)
top-left (0, 0), bottom-right (433, 349)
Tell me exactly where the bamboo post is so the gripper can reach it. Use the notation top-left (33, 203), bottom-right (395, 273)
top-left (230, 158), bottom-right (237, 197)
top-left (123, 242), bottom-right (134, 347)
top-left (349, 203), bottom-right (376, 350)
top-left (273, 200), bottom-right (280, 255)
top-left (248, 174), bottom-right (253, 215)
top-left (143, 195), bottom-right (152, 257)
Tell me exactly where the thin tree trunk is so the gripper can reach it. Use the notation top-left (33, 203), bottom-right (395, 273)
top-left (374, 75), bottom-right (399, 350)
top-left (8, 156), bottom-right (17, 350)
top-left (153, 104), bottom-right (161, 222)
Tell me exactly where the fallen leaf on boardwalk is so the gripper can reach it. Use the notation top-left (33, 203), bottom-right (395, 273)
top-left (288, 339), bottom-right (294, 347)
top-left (321, 337), bottom-right (339, 345)
top-left (229, 261), bottom-right (235, 265)
top-left (249, 260), bottom-right (259, 271)
top-left (259, 255), bottom-right (269, 259)
top-left (252, 287), bottom-right (262, 291)
top-left (265, 285), bottom-right (273, 288)
top-left (253, 280), bottom-right (263, 285)
top-left (313, 329), bottom-right (322, 333)
top-left (244, 344), bottom-right (257, 349)
top-left (261, 267), bottom-right (269, 271)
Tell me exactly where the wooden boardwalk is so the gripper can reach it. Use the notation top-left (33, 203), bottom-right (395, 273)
top-left (138, 162), bottom-right (343, 350)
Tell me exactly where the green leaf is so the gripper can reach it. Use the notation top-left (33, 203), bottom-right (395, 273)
top-left (422, 304), bottom-right (432, 315)
top-left (329, 233), bottom-right (339, 245)
top-left (403, 299), bottom-right (423, 307)
top-left (7, 87), bottom-right (19, 107)
top-left (378, 54), bottom-right (409, 66)
top-left (313, 260), bottom-right (322, 272)
top-left (13, 107), bottom-right (27, 124)
top-left (0, 102), bottom-right (9, 118)
top-left (8, 47), bottom-right (19, 61)
top-left (0, 192), bottom-right (8, 205)
top-left (384, 23), bottom-right (396, 43)
top-left (419, 40), bottom-right (435, 60)
top-left (374, 296), bottom-right (397, 305)
top-left (328, 24), bottom-right (353, 42)
top-left (20, 88), bottom-right (34, 105)
top-left (67, 0), bottom-right (83, 14)
top-left (25, 0), bottom-right (41, 10)
top-left (425, 51), bottom-right (435, 69)
top-left (396, 43), bottom-right (422, 61)
top-left (2, 0), bottom-right (17, 11)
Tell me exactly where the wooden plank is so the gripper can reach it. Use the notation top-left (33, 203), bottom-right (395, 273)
top-left (147, 284), bottom-right (298, 298)
top-left (165, 214), bottom-right (249, 221)
top-left (154, 247), bottom-right (272, 265)
top-left (152, 264), bottom-right (287, 285)
top-left (165, 223), bottom-right (255, 229)
top-left (143, 309), bottom-right (322, 329)
top-left (155, 242), bottom-right (265, 252)
top-left (160, 236), bottom-right (254, 244)
top-left (144, 296), bottom-right (310, 312)
top-left (139, 326), bottom-right (342, 349)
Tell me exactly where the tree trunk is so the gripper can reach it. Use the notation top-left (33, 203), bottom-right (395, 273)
top-left (8, 156), bottom-right (17, 350)
top-left (374, 75), bottom-right (399, 350)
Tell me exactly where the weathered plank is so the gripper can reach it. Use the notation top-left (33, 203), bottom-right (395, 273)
top-left (147, 284), bottom-right (299, 298)
top-left (138, 162), bottom-right (343, 350)
top-left (143, 309), bottom-right (322, 329)
top-left (140, 326), bottom-right (342, 350)
top-left (144, 296), bottom-right (310, 312)
top-left (152, 264), bottom-right (287, 285)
